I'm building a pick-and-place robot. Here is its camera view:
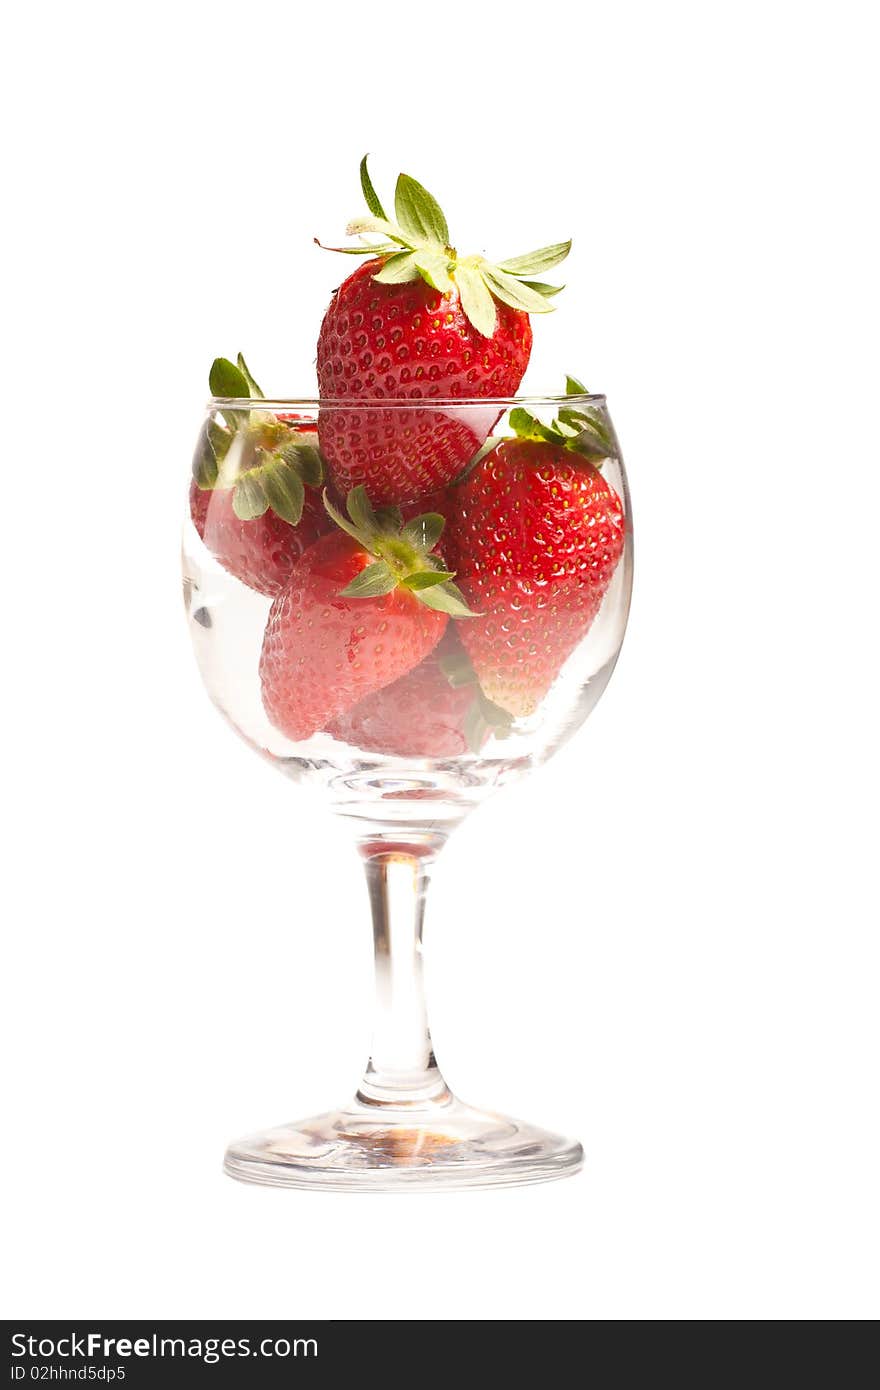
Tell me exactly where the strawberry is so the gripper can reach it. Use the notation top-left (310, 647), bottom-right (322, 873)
top-left (259, 487), bottom-right (476, 743)
top-left (190, 355), bottom-right (329, 596)
top-left (327, 628), bottom-right (511, 758)
top-left (315, 156), bottom-right (571, 505)
top-left (189, 482), bottom-right (328, 598)
top-left (443, 384), bottom-right (627, 717)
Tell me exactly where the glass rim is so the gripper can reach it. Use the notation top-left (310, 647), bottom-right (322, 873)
top-left (206, 392), bottom-right (607, 410)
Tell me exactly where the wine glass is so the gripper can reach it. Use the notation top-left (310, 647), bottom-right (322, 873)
top-left (183, 392), bottom-right (632, 1189)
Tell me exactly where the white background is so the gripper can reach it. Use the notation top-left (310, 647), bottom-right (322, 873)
top-left (2, 1), bottom-right (877, 1321)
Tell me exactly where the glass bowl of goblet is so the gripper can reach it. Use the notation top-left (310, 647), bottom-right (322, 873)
top-left (182, 392), bottom-right (632, 1190)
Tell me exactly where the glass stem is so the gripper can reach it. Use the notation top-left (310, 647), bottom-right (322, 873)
top-left (357, 846), bottom-right (451, 1110)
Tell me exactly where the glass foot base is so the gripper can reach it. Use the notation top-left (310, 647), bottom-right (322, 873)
top-left (223, 1094), bottom-right (583, 1191)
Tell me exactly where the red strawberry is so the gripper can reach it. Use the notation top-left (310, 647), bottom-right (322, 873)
top-left (190, 355), bottom-right (329, 596)
top-left (443, 397), bottom-right (626, 717)
top-left (327, 628), bottom-right (510, 758)
top-left (189, 481), bottom-right (328, 598)
top-left (259, 487), bottom-right (476, 743)
top-left (315, 157), bottom-right (571, 505)
top-left (317, 262), bottom-right (525, 505)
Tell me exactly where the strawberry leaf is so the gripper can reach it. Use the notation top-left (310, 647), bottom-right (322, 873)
top-left (232, 471), bottom-right (270, 521)
top-left (401, 512), bottom-right (445, 550)
top-left (437, 648), bottom-right (476, 687)
top-left (341, 560), bottom-right (398, 599)
top-left (568, 426), bottom-right (613, 461)
top-left (193, 419), bottom-right (231, 489)
top-left (554, 417), bottom-right (582, 439)
top-left (314, 237), bottom-right (399, 256)
top-left (374, 504), bottom-right (404, 532)
top-left (521, 280), bottom-right (564, 298)
top-left (557, 408), bottom-right (586, 428)
top-left (346, 216), bottom-right (415, 247)
top-left (482, 267), bottom-right (557, 315)
top-left (558, 403), bottom-right (614, 456)
top-left (236, 353), bottom-right (264, 398)
top-left (373, 251), bottom-right (422, 285)
top-left (496, 241), bottom-right (571, 276)
top-left (209, 357), bottom-right (249, 400)
top-left (558, 405), bottom-right (610, 437)
top-left (413, 580), bottom-right (479, 618)
top-left (454, 264), bottom-right (497, 338)
top-left (323, 489), bottom-right (366, 545)
top-left (394, 172), bottom-right (449, 247)
top-left (412, 249), bottom-right (455, 293)
top-left (587, 417), bottom-right (614, 453)
top-left (208, 421), bottom-right (233, 464)
top-left (400, 569), bottom-right (456, 591)
top-left (464, 703), bottom-right (489, 754)
top-left (209, 358), bottom-right (251, 431)
top-left (283, 442), bottom-right (324, 488)
top-left (509, 407), bottom-right (557, 443)
top-left (346, 485), bottom-right (379, 540)
top-left (359, 154), bottom-right (388, 220)
top-left (260, 458), bottom-right (305, 526)
top-left (478, 691), bottom-right (514, 732)
top-left (464, 692), bottom-right (514, 752)
top-left (509, 395), bottom-right (614, 461)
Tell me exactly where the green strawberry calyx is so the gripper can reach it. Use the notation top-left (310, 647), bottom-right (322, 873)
top-left (323, 486), bottom-right (478, 619)
top-left (508, 375), bottom-right (616, 463)
top-left (195, 354), bottom-right (325, 527)
top-left (316, 155), bottom-right (571, 340)
top-left (436, 644), bottom-right (514, 750)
